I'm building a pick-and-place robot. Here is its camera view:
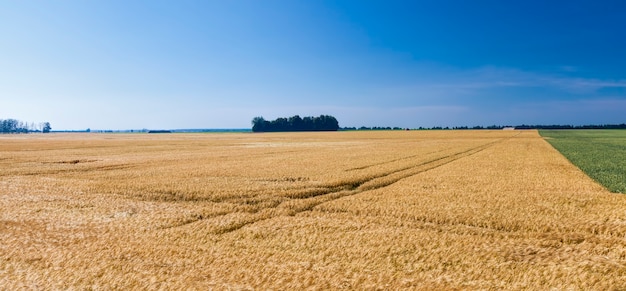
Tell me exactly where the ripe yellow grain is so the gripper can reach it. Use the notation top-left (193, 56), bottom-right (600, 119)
top-left (1, 130), bottom-right (624, 289)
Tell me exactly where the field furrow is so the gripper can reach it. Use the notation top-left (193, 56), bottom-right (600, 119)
top-left (162, 133), bottom-right (516, 233)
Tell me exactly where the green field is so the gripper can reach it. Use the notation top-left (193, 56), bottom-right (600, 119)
top-left (540, 129), bottom-right (626, 193)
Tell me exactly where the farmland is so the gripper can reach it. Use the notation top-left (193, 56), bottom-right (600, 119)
top-left (540, 129), bottom-right (626, 194)
top-left (1, 130), bottom-right (626, 289)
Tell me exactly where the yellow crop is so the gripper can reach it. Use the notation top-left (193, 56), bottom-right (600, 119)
top-left (1, 130), bottom-right (625, 289)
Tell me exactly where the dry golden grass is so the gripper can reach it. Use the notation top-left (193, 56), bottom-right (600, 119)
top-left (1, 130), bottom-right (625, 289)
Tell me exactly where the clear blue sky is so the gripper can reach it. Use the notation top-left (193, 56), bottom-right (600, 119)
top-left (1, 0), bottom-right (625, 130)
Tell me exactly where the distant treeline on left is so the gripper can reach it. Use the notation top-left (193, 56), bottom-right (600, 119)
top-left (0, 118), bottom-right (51, 133)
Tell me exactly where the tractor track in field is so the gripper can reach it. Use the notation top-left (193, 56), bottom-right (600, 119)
top-left (166, 133), bottom-right (521, 234)
top-left (344, 146), bottom-right (456, 171)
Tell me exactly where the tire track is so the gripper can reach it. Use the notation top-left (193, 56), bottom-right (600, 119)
top-left (345, 146), bottom-right (456, 171)
top-left (167, 134), bottom-right (520, 234)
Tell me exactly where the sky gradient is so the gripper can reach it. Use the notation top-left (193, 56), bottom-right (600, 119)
top-left (1, 0), bottom-right (625, 130)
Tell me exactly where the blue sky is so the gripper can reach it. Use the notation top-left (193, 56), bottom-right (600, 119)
top-left (1, 0), bottom-right (625, 130)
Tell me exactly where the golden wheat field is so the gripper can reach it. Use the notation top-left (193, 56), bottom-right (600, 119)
top-left (1, 130), bottom-right (626, 289)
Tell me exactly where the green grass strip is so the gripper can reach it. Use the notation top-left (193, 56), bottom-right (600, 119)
top-left (539, 130), bottom-right (626, 193)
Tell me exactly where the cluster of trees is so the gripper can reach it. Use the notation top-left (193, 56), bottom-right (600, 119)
top-left (0, 119), bottom-right (51, 133)
top-left (252, 115), bottom-right (339, 132)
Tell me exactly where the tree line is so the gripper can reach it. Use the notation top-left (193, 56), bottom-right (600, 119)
top-left (0, 119), bottom-right (51, 133)
top-left (513, 124), bottom-right (626, 130)
top-left (439, 124), bottom-right (626, 130)
top-left (342, 123), bottom-right (626, 131)
top-left (252, 115), bottom-right (339, 132)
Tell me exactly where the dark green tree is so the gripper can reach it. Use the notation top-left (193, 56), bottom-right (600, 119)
top-left (42, 122), bottom-right (51, 133)
top-left (251, 115), bottom-right (339, 132)
top-left (251, 117), bottom-right (266, 132)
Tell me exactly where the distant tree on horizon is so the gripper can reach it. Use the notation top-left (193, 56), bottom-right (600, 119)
top-left (251, 115), bottom-right (339, 132)
top-left (42, 122), bottom-right (51, 133)
top-left (0, 118), bottom-right (50, 133)
top-left (251, 116), bottom-right (266, 132)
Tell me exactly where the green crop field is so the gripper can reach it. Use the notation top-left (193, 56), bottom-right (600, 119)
top-left (540, 130), bottom-right (626, 193)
